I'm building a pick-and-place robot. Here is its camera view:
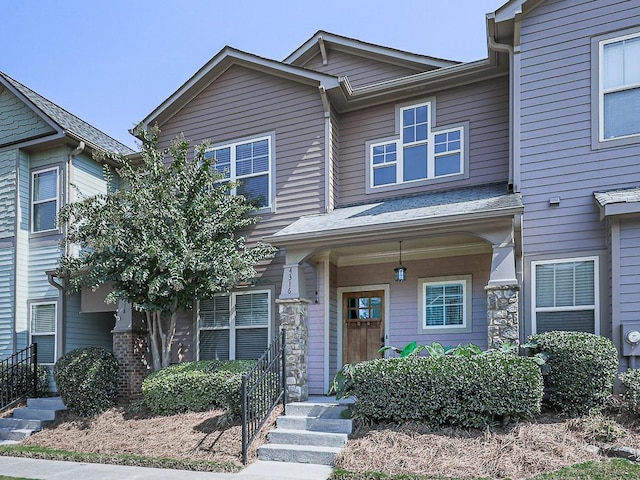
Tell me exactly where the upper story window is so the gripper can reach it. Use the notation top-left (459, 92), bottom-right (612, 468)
top-left (205, 134), bottom-right (273, 210)
top-left (32, 167), bottom-right (59, 233)
top-left (532, 257), bottom-right (598, 334)
top-left (368, 100), bottom-right (466, 191)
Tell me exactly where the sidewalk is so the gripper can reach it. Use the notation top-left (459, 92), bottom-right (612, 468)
top-left (0, 457), bottom-right (333, 480)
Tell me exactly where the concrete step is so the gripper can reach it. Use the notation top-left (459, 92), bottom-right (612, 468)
top-left (268, 428), bottom-right (348, 448)
top-left (12, 408), bottom-right (57, 421)
top-left (276, 416), bottom-right (352, 434)
top-left (258, 443), bottom-right (341, 465)
top-left (27, 397), bottom-right (66, 411)
top-left (286, 402), bottom-right (349, 419)
top-left (0, 418), bottom-right (43, 431)
top-left (0, 428), bottom-right (34, 442)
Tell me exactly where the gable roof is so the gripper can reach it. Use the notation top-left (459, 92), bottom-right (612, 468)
top-left (0, 71), bottom-right (135, 155)
top-left (284, 30), bottom-right (459, 71)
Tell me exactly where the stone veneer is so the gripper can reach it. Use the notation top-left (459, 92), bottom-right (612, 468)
top-left (277, 298), bottom-right (309, 402)
top-left (112, 330), bottom-right (148, 399)
top-left (486, 284), bottom-right (520, 349)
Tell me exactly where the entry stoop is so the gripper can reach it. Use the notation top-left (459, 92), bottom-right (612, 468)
top-left (258, 400), bottom-right (352, 466)
top-left (0, 397), bottom-right (66, 444)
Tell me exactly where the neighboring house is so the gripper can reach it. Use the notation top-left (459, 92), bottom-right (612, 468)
top-left (0, 72), bottom-right (134, 380)
top-left (136, 0), bottom-right (640, 400)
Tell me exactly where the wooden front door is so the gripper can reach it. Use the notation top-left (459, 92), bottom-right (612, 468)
top-left (342, 290), bottom-right (385, 365)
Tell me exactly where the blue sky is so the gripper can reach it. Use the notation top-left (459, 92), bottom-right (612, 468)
top-left (2, 0), bottom-right (503, 150)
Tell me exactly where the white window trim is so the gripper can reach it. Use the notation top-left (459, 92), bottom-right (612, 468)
top-left (367, 100), bottom-right (468, 192)
top-left (205, 133), bottom-right (274, 212)
top-left (196, 289), bottom-right (272, 361)
top-left (418, 275), bottom-right (472, 334)
top-left (31, 166), bottom-right (59, 233)
top-left (531, 256), bottom-right (600, 335)
top-left (29, 301), bottom-right (57, 365)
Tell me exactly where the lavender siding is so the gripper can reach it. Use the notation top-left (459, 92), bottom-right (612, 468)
top-left (337, 253), bottom-right (491, 350)
top-left (306, 262), bottom-right (324, 394)
top-left (619, 218), bottom-right (640, 325)
top-left (338, 76), bottom-right (509, 205)
top-left (519, 0), bottom-right (640, 257)
top-left (301, 49), bottom-right (423, 88)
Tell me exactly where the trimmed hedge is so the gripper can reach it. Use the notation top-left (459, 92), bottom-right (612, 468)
top-left (142, 360), bottom-right (255, 416)
top-left (620, 369), bottom-right (640, 415)
top-left (53, 347), bottom-right (119, 417)
top-left (346, 354), bottom-right (543, 429)
top-left (528, 331), bottom-right (618, 416)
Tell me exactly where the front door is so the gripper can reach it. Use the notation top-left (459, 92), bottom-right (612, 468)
top-left (342, 290), bottom-right (385, 365)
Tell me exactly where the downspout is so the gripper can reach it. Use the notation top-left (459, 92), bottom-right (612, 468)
top-left (318, 86), bottom-right (332, 213)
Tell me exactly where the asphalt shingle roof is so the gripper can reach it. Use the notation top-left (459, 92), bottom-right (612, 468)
top-left (0, 72), bottom-right (135, 155)
top-left (594, 187), bottom-right (640, 206)
top-left (271, 183), bottom-right (522, 240)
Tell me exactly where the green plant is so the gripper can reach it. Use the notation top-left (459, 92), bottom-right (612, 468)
top-left (378, 341), bottom-right (483, 359)
top-left (345, 355), bottom-right (543, 429)
top-left (53, 347), bottom-right (119, 417)
top-left (379, 341), bottom-right (424, 357)
top-left (619, 369), bottom-right (640, 414)
top-left (527, 331), bottom-right (618, 416)
top-left (142, 360), bottom-right (255, 416)
top-left (1, 364), bottom-right (50, 399)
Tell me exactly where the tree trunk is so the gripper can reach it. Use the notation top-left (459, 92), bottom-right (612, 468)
top-left (146, 311), bottom-right (162, 371)
top-left (146, 303), bottom-right (179, 371)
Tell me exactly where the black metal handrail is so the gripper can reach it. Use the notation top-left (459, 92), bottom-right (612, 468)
top-left (0, 344), bottom-right (38, 412)
top-left (241, 329), bottom-right (285, 464)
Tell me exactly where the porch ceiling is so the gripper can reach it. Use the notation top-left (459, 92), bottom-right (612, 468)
top-left (268, 183), bottom-right (523, 248)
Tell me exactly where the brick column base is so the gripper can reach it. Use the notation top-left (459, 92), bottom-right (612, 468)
top-left (486, 284), bottom-right (520, 350)
top-left (112, 330), bottom-right (148, 400)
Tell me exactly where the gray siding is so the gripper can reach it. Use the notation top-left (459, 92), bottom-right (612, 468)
top-left (619, 218), bottom-right (640, 325)
top-left (28, 244), bottom-right (60, 299)
top-left (519, 0), bottom-right (640, 257)
top-left (0, 247), bottom-right (15, 358)
top-left (306, 262), bottom-right (323, 394)
top-left (338, 252), bottom-right (491, 351)
top-left (328, 262), bottom-right (338, 378)
top-left (302, 49), bottom-right (423, 88)
top-left (338, 76), bottom-right (510, 205)
top-left (0, 150), bottom-right (15, 238)
top-left (64, 293), bottom-right (114, 352)
top-left (0, 86), bottom-right (54, 146)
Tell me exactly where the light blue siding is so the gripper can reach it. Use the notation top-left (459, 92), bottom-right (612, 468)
top-left (0, 86), bottom-right (54, 146)
top-left (15, 151), bottom-right (30, 351)
top-left (64, 293), bottom-right (114, 352)
top-left (0, 150), bottom-right (15, 238)
top-left (72, 154), bottom-right (109, 200)
top-left (0, 248), bottom-right (15, 358)
top-left (28, 245), bottom-right (60, 299)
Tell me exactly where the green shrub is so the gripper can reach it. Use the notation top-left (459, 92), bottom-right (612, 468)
top-left (620, 369), bottom-right (640, 414)
top-left (528, 331), bottom-right (618, 416)
top-left (142, 360), bottom-right (255, 416)
top-left (0, 364), bottom-right (49, 399)
top-left (53, 347), bottom-right (119, 417)
top-left (345, 354), bottom-right (543, 429)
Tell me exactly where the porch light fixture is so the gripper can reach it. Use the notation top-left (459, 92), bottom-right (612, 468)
top-left (394, 241), bottom-right (407, 282)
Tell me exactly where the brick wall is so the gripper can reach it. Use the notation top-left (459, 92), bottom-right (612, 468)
top-left (112, 330), bottom-right (148, 399)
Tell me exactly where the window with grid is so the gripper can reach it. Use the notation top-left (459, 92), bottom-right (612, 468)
top-left (600, 32), bottom-right (640, 141)
top-left (422, 279), bottom-right (467, 329)
top-left (30, 302), bottom-right (56, 364)
top-left (533, 258), bottom-right (598, 334)
top-left (205, 135), bottom-right (272, 209)
top-left (198, 290), bottom-right (270, 361)
top-left (32, 167), bottom-right (59, 232)
top-left (370, 101), bottom-right (464, 188)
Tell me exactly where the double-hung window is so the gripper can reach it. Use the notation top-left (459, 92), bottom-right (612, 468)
top-left (198, 290), bottom-right (271, 361)
top-left (532, 258), bottom-right (598, 334)
top-left (370, 101), bottom-right (465, 190)
top-left (419, 275), bottom-right (472, 333)
top-left (30, 302), bottom-right (57, 364)
top-left (205, 135), bottom-right (272, 209)
top-left (32, 167), bottom-right (59, 232)
top-left (598, 31), bottom-right (640, 142)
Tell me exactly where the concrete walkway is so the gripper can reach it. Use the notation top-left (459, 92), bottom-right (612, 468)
top-left (0, 457), bottom-right (333, 480)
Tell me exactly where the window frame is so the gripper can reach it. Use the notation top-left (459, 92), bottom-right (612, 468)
top-left (204, 133), bottom-right (274, 212)
top-left (418, 275), bottom-right (472, 334)
top-left (196, 289), bottom-right (272, 361)
top-left (29, 301), bottom-right (57, 365)
top-left (31, 166), bottom-right (60, 233)
top-left (367, 99), bottom-right (468, 193)
top-left (531, 256), bottom-right (600, 335)
top-left (592, 27), bottom-right (640, 149)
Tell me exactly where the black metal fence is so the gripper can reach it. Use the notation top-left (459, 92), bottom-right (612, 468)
top-left (241, 329), bottom-right (285, 464)
top-left (0, 344), bottom-right (38, 412)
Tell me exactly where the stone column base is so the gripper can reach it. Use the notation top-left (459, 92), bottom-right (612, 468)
top-left (112, 330), bottom-right (148, 400)
top-left (486, 284), bottom-right (520, 350)
top-left (277, 298), bottom-right (309, 402)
